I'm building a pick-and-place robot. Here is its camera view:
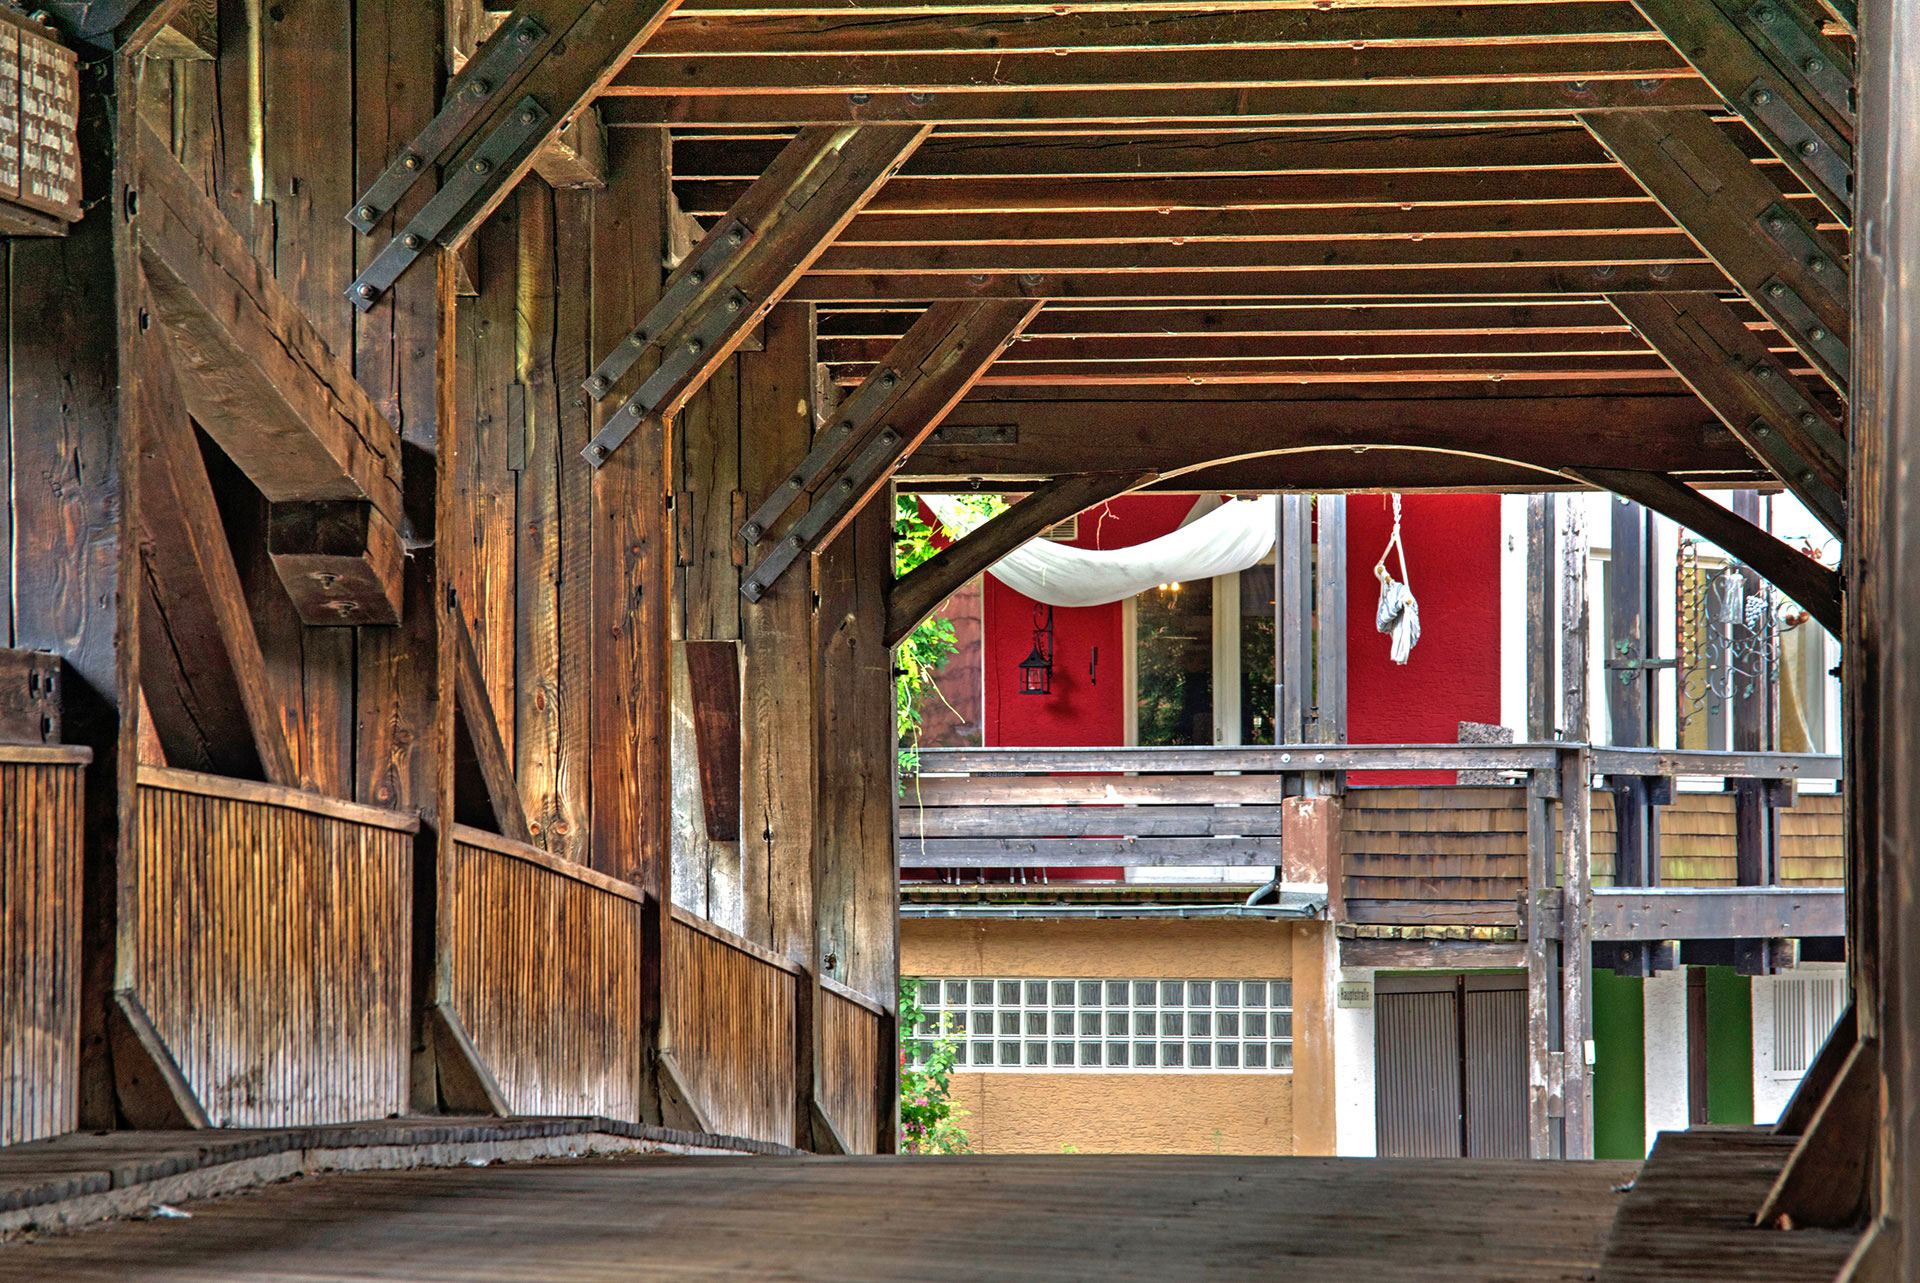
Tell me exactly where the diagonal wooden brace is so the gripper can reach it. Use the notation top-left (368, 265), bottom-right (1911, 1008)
top-left (1610, 291), bottom-right (1846, 536)
top-left (582, 124), bottom-right (931, 468)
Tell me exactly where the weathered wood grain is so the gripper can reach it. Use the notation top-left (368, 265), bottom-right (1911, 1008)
top-left (0, 755), bottom-right (85, 1145)
top-left (663, 908), bottom-right (800, 1144)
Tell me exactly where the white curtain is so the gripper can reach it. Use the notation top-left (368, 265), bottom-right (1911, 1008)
top-left (924, 495), bottom-right (1277, 609)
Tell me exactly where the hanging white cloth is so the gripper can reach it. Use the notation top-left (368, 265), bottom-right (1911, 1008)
top-left (1373, 493), bottom-right (1420, 664)
top-left (923, 494), bottom-right (1278, 609)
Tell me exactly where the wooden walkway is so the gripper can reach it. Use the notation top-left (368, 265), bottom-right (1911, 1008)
top-left (0, 1152), bottom-right (1637, 1281)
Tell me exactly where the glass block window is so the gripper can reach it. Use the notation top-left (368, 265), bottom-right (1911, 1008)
top-left (908, 977), bottom-right (1293, 1073)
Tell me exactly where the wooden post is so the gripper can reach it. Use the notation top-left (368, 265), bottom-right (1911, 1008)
top-left (1560, 500), bottom-right (1594, 1159)
top-left (1313, 495), bottom-right (1347, 748)
top-left (1277, 494), bottom-right (1311, 747)
top-left (589, 125), bottom-right (673, 1119)
top-left (1728, 491), bottom-right (1777, 975)
top-left (1524, 768), bottom-right (1557, 1159)
top-left (1526, 495), bottom-right (1557, 742)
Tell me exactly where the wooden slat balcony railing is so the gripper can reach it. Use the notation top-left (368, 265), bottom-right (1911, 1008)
top-left (663, 907), bottom-right (800, 1146)
top-left (127, 766), bottom-right (418, 1127)
top-left (0, 745), bottom-right (88, 1147)
top-left (818, 977), bottom-right (888, 1155)
top-left (442, 827), bottom-right (648, 1121)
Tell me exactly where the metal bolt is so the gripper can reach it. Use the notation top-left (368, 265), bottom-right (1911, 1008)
top-left (726, 296), bottom-right (743, 313)
top-left (591, 444), bottom-right (608, 461)
top-left (1800, 412), bottom-right (1818, 427)
top-left (908, 92), bottom-right (930, 105)
top-left (1799, 139), bottom-right (1820, 157)
top-left (839, 478), bottom-right (855, 492)
top-left (742, 522), bottom-right (763, 543)
top-left (471, 157), bottom-right (494, 176)
top-left (1754, 363), bottom-right (1775, 379)
top-left (787, 535), bottom-right (804, 551)
top-left (1754, 5), bottom-right (1774, 21)
top-left (520, 108), bottom-right (537, 126)
top-left (1808, 255), bottom-right (1828, 272)
top-left (1800, 470), bottom-right (1816, 484)
top-left (517, 24), bottom-right (536, 42)
top-left (1768, 215), bottom-right (1788, 232)
top-left (880, 373), bottom-right (897, 389)
top-left (1767, 282), bottom-right (1786, 297)
top-left (402, 153), bottom-right (422, 171)
top-left (690, 268), bottom-right (706, 286)
top-left (789, 475), bottom-right (804, 489)
top-left (1810, 326), bottom-right (1828, 341)
top-left (629, 331), bottom-right (648, 346)
top-left (1753, 88), bottom-right (1774, 106)
top-left (850, 93), bottom-right (870, 105)
top-left (728, 227), bottom-right (746, 246)
top-left (356, 283), bottom-right (377, 300)
top-left (881, 430), bottom-right (899, 444)
top-left (1568, 80), bottom-right (1589, 92)
top-left (687, 338), bottom-right (705, 355)
top-left (588, 376), bottom-right (608, 394)
top-left (469, 79), bottom-right (491, 98)
top-left (403, 233), bottom-right (423, 250)
top-left (1805, 56), bottom-right (1825, 74)
top-left (358, 205), bottom-right (376, 221)
top-left (1757, 424), bottom-right (1773, 436)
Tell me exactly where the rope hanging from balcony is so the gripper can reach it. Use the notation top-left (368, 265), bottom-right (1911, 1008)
top-left (1373, 493), bottom-right (1421, 665)
top-left (922, 494), bottom-right (1277, 608)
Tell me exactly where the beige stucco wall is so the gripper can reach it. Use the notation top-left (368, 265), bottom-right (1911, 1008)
top-left (902, 915), bottom-right (1333, 1155)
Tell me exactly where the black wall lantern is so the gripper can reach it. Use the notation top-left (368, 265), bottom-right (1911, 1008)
top-left (1018, 604), bottom-right (1055, 695)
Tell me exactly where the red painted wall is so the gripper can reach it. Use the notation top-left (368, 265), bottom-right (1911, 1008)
top-left (1345, 493), bottom-right (1504, 783)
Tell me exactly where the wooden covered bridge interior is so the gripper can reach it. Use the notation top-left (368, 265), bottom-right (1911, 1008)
top-left (0, 0), bottom-right (1916, 1276)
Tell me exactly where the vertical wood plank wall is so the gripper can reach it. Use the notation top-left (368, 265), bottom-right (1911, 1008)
top-left (664, 907), bottom-right (799, 1144)
top-left (819, 980), bottom-right (884, 1154)
top-left (0, 749), bottom-right (87, 1145)
top-left (128, 767), bottom-right (416, 1126)
top-left (443, 827), bottom-right (646, 1119)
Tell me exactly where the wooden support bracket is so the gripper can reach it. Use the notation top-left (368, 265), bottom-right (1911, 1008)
top-left (582, 123), bottom-right (931, 468)
top-left (1629, 0), bottom-right (1854, 221)
top-left (740, 298), bottom-right (1042, 601)
top-left (809, 1099), bottom-right (851, 1155)
top-left (1757, 1037), bottom-right (1876, 1230)
top-left (109, 989), bottom-right (210, 1129)
top-left (428, 1001), bottom-right (512, 1117)
top-left (655, 1048), bottom-right (714, 1134)
top-left (884, 469), bottom-right (1157, 647)
top-left (132, 123), bottom-right (406, 625)
top-left (1584, 108), bottom-right (1850, 390)
top-left (1608, 292), bottom-right (1846, 535)
top-left (1564, 467), bottom-right (1842, 637)
top-left (449, 592), bottom-right (535, 847)
top-left (683, 640), bottom-right (743, 842)
top-left (1777, 1000), bottom-right (1857, 1136)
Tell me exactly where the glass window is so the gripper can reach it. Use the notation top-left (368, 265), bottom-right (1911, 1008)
top-left (1136, 580), bottom-right (1214, 746)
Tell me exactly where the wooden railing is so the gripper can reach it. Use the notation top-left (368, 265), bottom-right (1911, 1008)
top-left (0, 745), bottom-right (88, 1146)
top-left (127, 766), bottom-right (418, 1126)
top-left (819, 977), bottom-right (888, 1154)
top-left (664, 906), bottom-right (800, 1145)
top-left (442, 826), bottom-right (648, 1121)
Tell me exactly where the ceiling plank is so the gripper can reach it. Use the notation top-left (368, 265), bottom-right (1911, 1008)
top-left (1583, 108), bottom-right (1848, 388)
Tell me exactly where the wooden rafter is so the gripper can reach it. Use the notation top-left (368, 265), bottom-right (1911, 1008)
top-left (1609, 291), bottom-right (1845, 534)
top-left (1629, 0), bottom-right (1853, 220)
top-left (740, 298), bottom-right (1041, 599)
top-left (1582, 108), bottom-right (1849, 388)
top-left (1563, 466), bottom-right (1841, 636)
top-left (884, 470), bottom-right (1157, 648)
top-left (132, 123), bottom-right (405, 625)
top-left (581, 123), bottom-right (930, 466)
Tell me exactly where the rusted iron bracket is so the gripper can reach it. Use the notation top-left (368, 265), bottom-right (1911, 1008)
top-left (584, 287), bottom-right (755, 466)
top-left (345, 11), bottom-right (548, 234)
top-left (737, 366), bottom-right (901, 545)
top-left (1757, 203), bottom-right (1846, 304)
top-left (347, 96), bottom-right (551, 312)
top-left (582, 218), bottom-right (755, 399)
top-left (741, 423), bottom-right (906, 602)
top-left (1743, 1), bottom-right (1853, 123)
top-left (1744, 78), bottom-right (1852, 214)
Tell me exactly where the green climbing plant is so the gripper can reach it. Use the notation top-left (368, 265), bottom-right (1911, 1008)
top-left (899, 977), bottom-right (971, 1154)
top-left (893, 493), bottom-right (1004, 778)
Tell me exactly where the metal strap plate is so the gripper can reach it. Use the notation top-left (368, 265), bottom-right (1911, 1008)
top-left (346, 12), bottom-right (548, 234)
top-left (1745, 415), bottom-right (1845, 531)
top-left (1744, 2), bottom-right (1854, 123)
top-left (741, 424), bottom-right (906, 601)
top-left (581, 289), bottom-right (754, 467)
top-left (1756, 202), bottom-right (1847, 306)
top-left (347, 96), bottom-right (551, 312)
top-left (1744, 79), bottom-right (1853, 213)
top-left (582, 218), bottom-right (754, 400)
top-left (927, 423), bottom-right (1018, 446)
top-left (738, 367), bottom-right (900, 545)
top-left (1759, 273), bottom-right (1851, 381)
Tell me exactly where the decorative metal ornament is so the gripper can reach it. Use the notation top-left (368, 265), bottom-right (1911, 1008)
top-left (1019, 604), bottom-right (1055, 695)
top-left (1676, 537), bottom-right (1782, 741)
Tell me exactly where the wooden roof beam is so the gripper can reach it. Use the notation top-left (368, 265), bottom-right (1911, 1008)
top-left (884, 469), bottom-right (1156, 647)
top-left (1629, 0), bottom-right (1853, 220)
top-left (642, 5), bottom-right (1664, 58)
top-left (598, 79), bottom-right (1724, 127)
top-left (1565, 466), bottom-right (1840, 634)
top-left (1583, 108), bottom-right (1848, 389)
top-left (903, 392), bottom-right (1752, 482)
top-left (738, 298), bottom-right (1040, 599)
top-left (580, 123), bottom-right (930, 468)
top-left (1610, 291), bottom-right (1845, 535)
top-left (132, 123), bottom-right (405, 625)
top-left (788, 261), bottom-right (1731, 302)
